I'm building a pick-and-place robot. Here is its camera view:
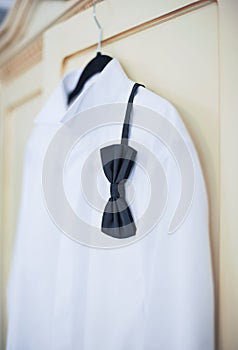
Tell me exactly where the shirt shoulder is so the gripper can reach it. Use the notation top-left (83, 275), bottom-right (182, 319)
top-left (135, 86), bottom-right (193, 145)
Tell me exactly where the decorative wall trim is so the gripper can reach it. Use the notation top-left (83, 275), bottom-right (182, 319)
top-left (0, 36), bottom-right (43, 81)
top-left (0, 0), bottom-right (36, 54)
top-left (0, 0), bottom-right (98, 82)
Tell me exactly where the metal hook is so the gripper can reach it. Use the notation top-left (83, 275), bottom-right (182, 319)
top-left (93, 0), bottom-right (102, 53)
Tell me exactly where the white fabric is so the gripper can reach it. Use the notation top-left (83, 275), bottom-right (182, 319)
top-left (6, 59), bottom-right (214, 350)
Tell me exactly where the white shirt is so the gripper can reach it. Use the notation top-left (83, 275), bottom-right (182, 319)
top-left (6, 58), bottom-right (214, 350)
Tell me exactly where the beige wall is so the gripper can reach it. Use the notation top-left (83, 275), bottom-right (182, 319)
top-left (219, 0), bottom-right (238, 349)
top-left (0, 80), bottom-right (4, 349)
top-left (0, 0), bottom-right (237, 349)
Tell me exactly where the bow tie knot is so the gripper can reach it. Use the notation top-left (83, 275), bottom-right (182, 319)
top-left (110, 182), bottom-right (125, 200)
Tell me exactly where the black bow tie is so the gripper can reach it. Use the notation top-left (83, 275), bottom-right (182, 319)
top-left (100, 82), bottom-right (144, 239)
top-left (100, 144), bottom-right (137, 239)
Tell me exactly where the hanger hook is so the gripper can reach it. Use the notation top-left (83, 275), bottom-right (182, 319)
top-left (93, 0), bottom-right (102, 53)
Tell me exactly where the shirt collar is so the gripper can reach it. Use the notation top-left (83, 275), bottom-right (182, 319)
top-left (33, 58), bottom-right (133, 125)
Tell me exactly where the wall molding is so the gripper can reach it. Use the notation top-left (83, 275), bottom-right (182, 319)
top-left (0, 0), bottom-right (37, 54)
top-left (0, 36), bottom-right (43, 81)
top-left (0, 0), bottom-right (98, 82)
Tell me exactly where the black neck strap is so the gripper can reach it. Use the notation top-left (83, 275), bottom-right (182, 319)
top-left (121, 83), bottom-right (145, 145)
